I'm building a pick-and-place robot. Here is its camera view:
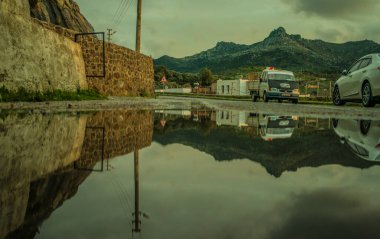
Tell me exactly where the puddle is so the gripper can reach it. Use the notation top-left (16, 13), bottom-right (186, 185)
top-left (1, 109), bottom-right (380, 239)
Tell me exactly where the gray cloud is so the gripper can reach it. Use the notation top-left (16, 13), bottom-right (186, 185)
top-left (76, 0), bottom-right (380, 58)
top-left (315, 28), bottom-right (345, 42)
top-left (283, 0), bottom-right (379, 19)
top-left (271, 188), bottom-right (380, 239)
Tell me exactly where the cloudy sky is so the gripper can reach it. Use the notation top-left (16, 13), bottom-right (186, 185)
top-left (76, 0), bottom-right (380, 58)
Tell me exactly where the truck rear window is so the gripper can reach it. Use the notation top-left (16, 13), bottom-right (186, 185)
top-left (268, 74), bottom-right (295, 81)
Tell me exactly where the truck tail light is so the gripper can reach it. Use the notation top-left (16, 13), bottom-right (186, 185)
top-left (377, 66), bottom-right (380, 71)
top-left (376, 144), bottom-right (380, 150)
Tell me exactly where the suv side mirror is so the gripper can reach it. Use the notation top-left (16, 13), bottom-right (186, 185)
top-left (342, 70), bottom-right (348, 76)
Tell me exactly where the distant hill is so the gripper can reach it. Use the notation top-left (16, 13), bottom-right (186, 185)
top-left (154, 27), bottom-right (380, 74)
top-left (153, 117), bottom-right (379, 178)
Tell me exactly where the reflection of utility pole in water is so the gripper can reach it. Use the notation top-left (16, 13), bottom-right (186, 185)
top-left (132, 150), bottom-right (141, 233)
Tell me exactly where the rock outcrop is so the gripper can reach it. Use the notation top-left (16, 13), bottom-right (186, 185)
top-left (29, 0), bottom-right (94, 33)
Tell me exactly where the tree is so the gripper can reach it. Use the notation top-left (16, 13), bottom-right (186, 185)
top-left (199, 68), bottom-right (215, 86)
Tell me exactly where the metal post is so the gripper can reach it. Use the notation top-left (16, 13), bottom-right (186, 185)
top-left (317, 82), bottom-right (320, 97)
top-left (133, 150), bottom-right (141, 233)
top-left (135, 0), bottom-right (142, 53)
top-left (329, 81), bottom-right (332, 99)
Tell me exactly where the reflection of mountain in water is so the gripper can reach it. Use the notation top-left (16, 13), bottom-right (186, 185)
top-left (153, 116), bottom-right (379, 177)
top-left (0, 110), bottom-right (153, 239)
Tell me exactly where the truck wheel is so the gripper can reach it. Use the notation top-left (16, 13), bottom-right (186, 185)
top-left (252, 93), bottom-right (258, 102)
top-left (263, 92), bottom-right (269, 102)
top-left (292, 99), bottom-right (298, 104)
top-left (278, 99), bottom-right (283, 103)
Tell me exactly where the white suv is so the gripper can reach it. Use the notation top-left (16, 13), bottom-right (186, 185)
top-left (333, 53), bottom-right (380, 107)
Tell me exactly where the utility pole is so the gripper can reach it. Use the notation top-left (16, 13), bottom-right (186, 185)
top-left (132, 150), bottom-right (141, 233)
top-left (135, 0), bottom-right (142, 53)
top-left (106, 28), bottom-right (117, 43)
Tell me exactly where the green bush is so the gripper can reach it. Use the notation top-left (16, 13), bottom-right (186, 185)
top-left (0, 87), bottom-right (106, 102)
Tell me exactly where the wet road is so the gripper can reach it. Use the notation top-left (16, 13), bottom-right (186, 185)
top-left (1, 96), bottom-right (380, 120)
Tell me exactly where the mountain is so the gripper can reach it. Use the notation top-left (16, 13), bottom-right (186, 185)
top-left (153, 117), bottom-right (379, 178)
top-left (154, 27), bottom-right (380, 73)
top-left (29, 0), bottom-right (94, 33)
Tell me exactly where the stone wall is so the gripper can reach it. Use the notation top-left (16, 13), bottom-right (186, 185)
top-left (0, 0), bottom-right (88, 93)
top-left (77, 110), bottom-right (153, 167)
top-left (76, 36), bottom-right (155, 97)
top-left (34, 19), bottom-right (154, 97)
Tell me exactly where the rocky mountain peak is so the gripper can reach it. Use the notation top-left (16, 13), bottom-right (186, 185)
top-left (29, 0), bottom-right (94, 33)
top-left (268, 27), bottom-right (288, 39)
top-left (215, 41), bottom-right (237, 50)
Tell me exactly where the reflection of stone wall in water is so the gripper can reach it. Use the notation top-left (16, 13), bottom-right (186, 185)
top-left (0, 113), bottom-right (87, 238)
top-left (0, 110), bottom-right (154, 238)
top-left (78, 110), bottom-right (154, 166)
top-left (3, 165), bottom-right (93, 239)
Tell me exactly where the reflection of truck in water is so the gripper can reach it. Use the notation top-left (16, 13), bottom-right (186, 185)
top-left (248, 67), bottom-right (300, 103)
top-left (247, 114), bottom-right (299, 141)
top-left (333, 119), bottom-right (380, 161)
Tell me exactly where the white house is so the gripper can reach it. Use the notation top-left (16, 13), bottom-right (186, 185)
top-left (216, 79), bottom-right (249, 96)
top-left (216, 111), bottom-right (249, 127)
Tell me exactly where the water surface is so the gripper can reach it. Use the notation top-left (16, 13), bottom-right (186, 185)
top-left (1, 109), bottom-right (380, 239)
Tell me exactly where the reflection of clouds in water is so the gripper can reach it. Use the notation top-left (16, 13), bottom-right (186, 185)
top-left (271, 189), bottom-right (380, 239)
top-left (139, 143), bottom-right (380, 239)
top-left (38, 142), bottom-right (380, 239)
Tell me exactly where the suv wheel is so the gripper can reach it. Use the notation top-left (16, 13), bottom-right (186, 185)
top-left (362, 82), bottom-right (375, 107)
top-left (333, 85), bottom-right (345, 106)
top-left (360, 120), bottom-right (371, 135)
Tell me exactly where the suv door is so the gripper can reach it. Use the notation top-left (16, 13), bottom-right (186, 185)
top-left (341, 60), bottom-right (363, 99)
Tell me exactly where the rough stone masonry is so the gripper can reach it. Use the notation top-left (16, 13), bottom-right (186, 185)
top-left (0, 0), bottom-right (88, 93)
top-left (0, 0), bottom-right (154, 97)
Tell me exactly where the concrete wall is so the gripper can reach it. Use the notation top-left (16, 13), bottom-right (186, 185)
top-left (155, 88), bottom-right (192, 94)
top-left (0, 0), bottom-right (87, 93)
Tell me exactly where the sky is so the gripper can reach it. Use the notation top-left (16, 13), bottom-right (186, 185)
top-left (76, 0), bottom-right (380, 58)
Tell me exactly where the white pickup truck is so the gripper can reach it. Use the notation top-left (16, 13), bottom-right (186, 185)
top-left (248, 68), bottom-right (300, 103)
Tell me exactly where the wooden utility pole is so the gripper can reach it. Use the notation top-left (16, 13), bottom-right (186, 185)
top-left (132, 150), bottom-right (141, 233)
top-left (135, 0), bottom-right (142, 53)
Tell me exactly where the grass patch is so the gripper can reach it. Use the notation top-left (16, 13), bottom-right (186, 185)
top-left (0, 87), bottom-right (106, 102)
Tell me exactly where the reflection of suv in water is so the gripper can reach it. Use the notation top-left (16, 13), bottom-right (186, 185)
top-left (333, 54), bottom-right (380, 107)
top-left (247, 114), bottom-right (299, 141)
top-left (333, 118), bottom-right (380, 161)
top-left (248, 67), bottom-right (300, 103)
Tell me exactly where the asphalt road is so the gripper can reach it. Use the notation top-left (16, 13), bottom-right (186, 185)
top-left (0, 96), bottom-right (379, 120)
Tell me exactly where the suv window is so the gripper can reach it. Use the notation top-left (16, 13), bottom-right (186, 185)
top-left (349, 60), bottom-right (362, 73)
top-left (359, 58), bottom-right (372, 69)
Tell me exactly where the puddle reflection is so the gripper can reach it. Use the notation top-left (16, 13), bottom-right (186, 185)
top-left (0, 109), bottom-right (380, 239)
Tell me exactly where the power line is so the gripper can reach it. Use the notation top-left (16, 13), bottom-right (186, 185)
top-left (112, 0), bottom-right (132, 28)
top-left (114, 0), bottom-right (134, 28)
top-left (108, 0), bottom-right (127, 28)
